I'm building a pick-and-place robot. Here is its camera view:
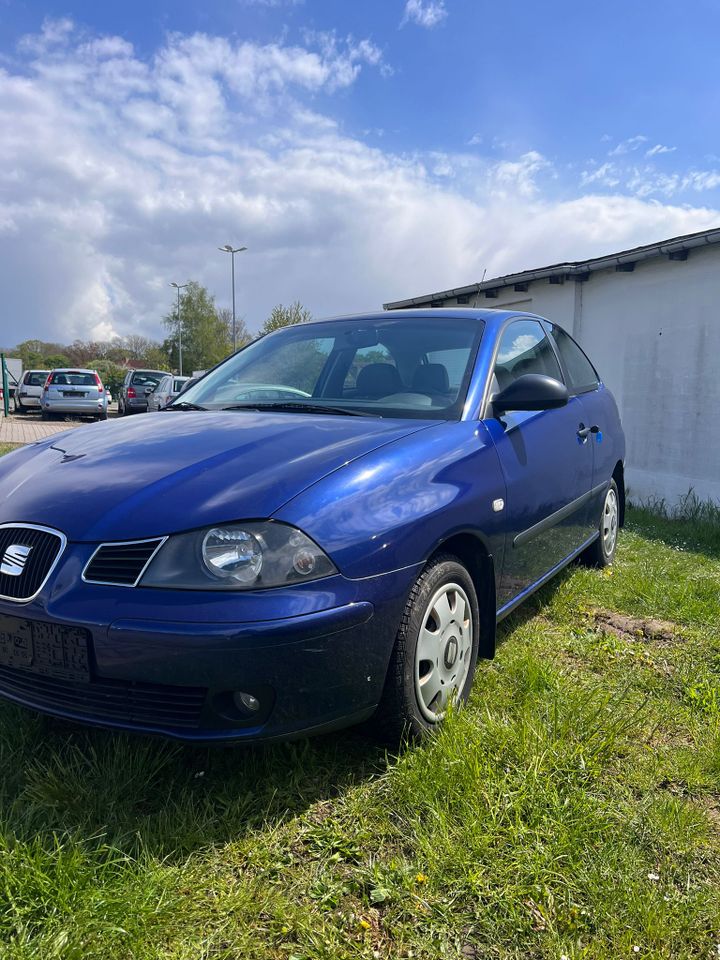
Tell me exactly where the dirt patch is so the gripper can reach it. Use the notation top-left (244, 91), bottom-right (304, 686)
top-left (589, 609), bottom-right (682, 646)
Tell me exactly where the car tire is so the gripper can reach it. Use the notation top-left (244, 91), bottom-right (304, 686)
top-left (580, 479), bottom-right (620, 568)
top-left (16, 402), bottom-right (26, 414)
top-left (41, 411), bottom-right (51, 421)
top-left (97, 412), bottom-right (108, 421)
top-left (373, 553), bottom-right (480, 743)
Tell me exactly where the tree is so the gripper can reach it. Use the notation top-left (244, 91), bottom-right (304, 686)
top-left (91, 359), bottom-right (127, 396)
top-left (260, 301), bottom-right (312, 336)
top-left (217, 307), bottom-right (251, 350)
top-left (162, 281), bottom-right (231, 375)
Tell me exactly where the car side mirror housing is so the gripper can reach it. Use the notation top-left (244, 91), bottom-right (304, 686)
top-left (492, 374), bottom-right (569, 414)
top-left (144, 385), bottom-right (155, 395)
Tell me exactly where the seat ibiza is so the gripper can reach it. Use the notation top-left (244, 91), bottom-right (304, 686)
top-left (0, 311), bottom-right (625, 742)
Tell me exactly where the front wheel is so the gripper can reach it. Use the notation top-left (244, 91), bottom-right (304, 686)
top-left (373, 554), bottom-right (480, 742)
top-left (580, 479), bottom-right (619, 568)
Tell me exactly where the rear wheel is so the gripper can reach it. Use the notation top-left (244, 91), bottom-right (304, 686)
top-left (16, 401), bottom-right (26, 414)
top-left (41, 410), bottom-right (51, 421)
top-left (580, 479), bottom-right (619, 568)
top-left (373, 554), bottom-right (480, 742)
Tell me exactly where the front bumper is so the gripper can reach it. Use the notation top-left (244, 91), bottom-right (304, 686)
top-left (0, 557), bottom-right (417, 741)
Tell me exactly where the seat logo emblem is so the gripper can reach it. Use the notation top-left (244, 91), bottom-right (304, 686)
top-left (1, 544), bottom-right (33, 577)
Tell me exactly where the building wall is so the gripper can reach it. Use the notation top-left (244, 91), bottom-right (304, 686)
top-left (414, 244), bottom-right (720, 505)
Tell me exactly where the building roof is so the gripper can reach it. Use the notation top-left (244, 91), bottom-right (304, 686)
top-left (384, 226), bottom-right (720, 310)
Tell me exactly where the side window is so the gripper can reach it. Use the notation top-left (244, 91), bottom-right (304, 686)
top-left (549, 325), bottom-right (599, 394)
top-left (493, 319), bottom-right (563, 394)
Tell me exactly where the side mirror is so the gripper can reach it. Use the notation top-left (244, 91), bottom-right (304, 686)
top-left (492, 374), bottom-right (569, 414)
top-left (144, 385), bottom-right (155, 395)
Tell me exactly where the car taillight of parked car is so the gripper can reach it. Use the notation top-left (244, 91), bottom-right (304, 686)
top-left (127, 387), bottom-right (136, 398)
top-left (43, 376), bottom-right (51, 392)
top-left (94, 373), bottom-right (104, 393)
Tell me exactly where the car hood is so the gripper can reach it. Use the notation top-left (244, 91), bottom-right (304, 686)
top-left (0, 412), bottom-right (434, 541)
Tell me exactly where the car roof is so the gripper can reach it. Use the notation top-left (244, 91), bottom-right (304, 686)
top-left (302, 308), bottom-right (544, 332)
top-left (49, 368), bottom-right (98, 374)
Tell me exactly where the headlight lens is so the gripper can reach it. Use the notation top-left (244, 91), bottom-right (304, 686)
top-left (202, 528), bottom-right (263, 583)
top-left (140, 522), bottom-right (336, 590)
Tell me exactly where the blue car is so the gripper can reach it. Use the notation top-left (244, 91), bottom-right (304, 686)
top-left (0, 310), bottom-right (624, 742)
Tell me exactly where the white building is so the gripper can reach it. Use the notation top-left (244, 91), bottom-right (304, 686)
top-left (385, 228), bottom-right (720, 506)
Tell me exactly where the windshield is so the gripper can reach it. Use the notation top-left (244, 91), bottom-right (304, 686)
top-left (177, 316), bottom-right (484, 419)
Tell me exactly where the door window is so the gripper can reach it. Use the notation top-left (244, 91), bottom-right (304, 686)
top-left (548, 325), bottom-right (599, 394)
top-left (492, 319), bottom-right (563, 395)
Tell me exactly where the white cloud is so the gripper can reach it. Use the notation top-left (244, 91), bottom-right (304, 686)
top-left (492, 151), bottom-right (551, 198)
top-left (646, 143), bottom-right (676, 157)
top-left (580, 162), bottom-right (620, 188)
top-left (401, 0), bottom-right (448, 29)
top-left (608, 135), bottom-right (648, 156)
top-left (0, 23), bottom-right (718, 347)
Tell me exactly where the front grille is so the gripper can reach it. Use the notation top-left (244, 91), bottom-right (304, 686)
top-left (0, 666), bottom-right (207, 730)
top-left (0, 525), bottom-right (65, 602)
top-left (83, 538), bottom-right (165, 586)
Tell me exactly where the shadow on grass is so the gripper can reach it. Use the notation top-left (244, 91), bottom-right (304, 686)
top-left (0, 704), bottom-right (390, 861)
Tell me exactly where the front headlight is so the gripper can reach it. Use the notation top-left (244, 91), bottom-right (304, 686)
top-left (140, 522), bottom-right (337, 590)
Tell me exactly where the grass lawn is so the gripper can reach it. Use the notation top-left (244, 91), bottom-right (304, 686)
top-left (0, 477), bottom-right (718, 956)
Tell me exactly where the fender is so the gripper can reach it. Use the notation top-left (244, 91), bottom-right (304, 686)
top-left (275, 420), bottom-right (508, 587)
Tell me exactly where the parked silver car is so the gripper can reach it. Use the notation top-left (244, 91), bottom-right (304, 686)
top-left (42, 368), bottom-right (108, 421)
top-left (147, 374), bottom-right (190, 412)
top-left (16, 370), bottom-right (50, 412)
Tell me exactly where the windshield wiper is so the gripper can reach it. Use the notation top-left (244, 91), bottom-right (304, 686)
top-left (220, 401), bottom-right (377, 417)
top-left (166, 401), bottom-right (207, 411)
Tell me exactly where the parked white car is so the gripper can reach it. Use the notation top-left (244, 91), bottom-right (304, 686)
top-left (147, 375), bottom-right (190, 412)
top-left (16, 370), bottom-right (50, 413)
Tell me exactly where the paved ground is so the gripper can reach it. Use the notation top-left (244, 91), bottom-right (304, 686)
top-left (0, 416), bottom-right (80, 443)
top-left (0, 405), bottom-right (118, 444)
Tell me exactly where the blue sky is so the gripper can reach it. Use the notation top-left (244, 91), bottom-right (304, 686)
top-left (1, 0), bottom-right (718, 342)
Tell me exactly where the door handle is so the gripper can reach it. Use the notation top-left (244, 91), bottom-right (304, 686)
top-left (577, 423), bottom-right (600, 441)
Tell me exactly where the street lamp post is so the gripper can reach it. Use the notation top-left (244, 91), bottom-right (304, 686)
top-left (169, 282), bottom-right (188, 375)
top-left (218, 244), bottom-right (247, 351)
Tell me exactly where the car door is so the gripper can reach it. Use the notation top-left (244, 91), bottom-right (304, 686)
top-left (482, 318), bottom-right (596, 609)
top-left (546, 322), bottom-right (620, 526)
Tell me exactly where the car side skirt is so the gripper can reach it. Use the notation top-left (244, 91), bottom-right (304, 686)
top-left (496, 530), bottom-right (599, 622)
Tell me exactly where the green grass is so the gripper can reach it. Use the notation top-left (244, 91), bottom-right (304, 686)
top-left (0, 488), bottom-right (719, 956)
top-left (0, 443), bottom-right (21, 457)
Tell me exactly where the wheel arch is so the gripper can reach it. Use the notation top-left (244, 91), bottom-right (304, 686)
top-left (426, 530), bottom-right (496, 660)
top-left (612, 460), bottom-right (625, 527)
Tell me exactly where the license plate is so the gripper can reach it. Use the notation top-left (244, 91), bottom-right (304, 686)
top-left (0, 615), bottom-right (90, 682)
top-left (62, 391), bottom-right (87, 398)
